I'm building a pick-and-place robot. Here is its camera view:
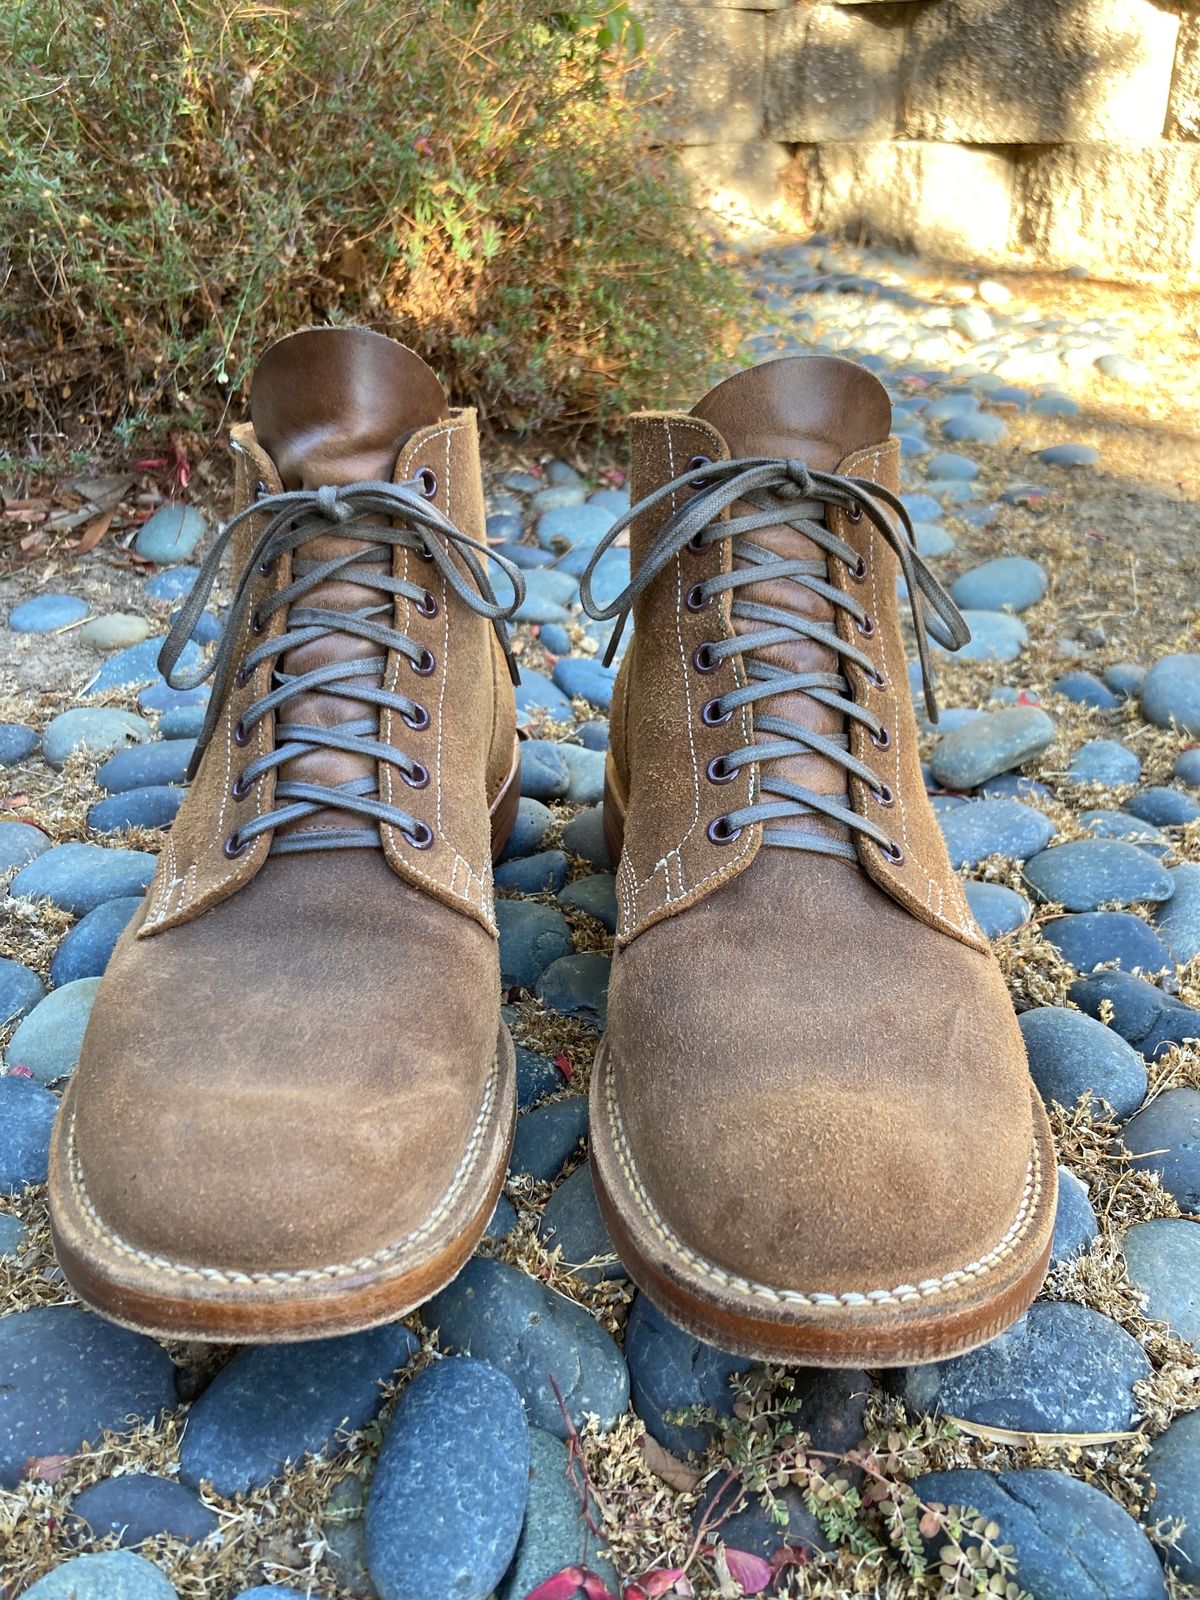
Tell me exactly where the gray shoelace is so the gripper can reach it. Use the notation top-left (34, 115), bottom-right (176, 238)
top-left (579, 455), bottom-right (970, 859)
top-left (158, 477), bottom-right (526, 855)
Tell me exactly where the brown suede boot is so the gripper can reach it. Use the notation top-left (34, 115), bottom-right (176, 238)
top-left (48, 329), bottom-right (524, 1341)
top-left (580, 355), bottom-right (1056, 1366)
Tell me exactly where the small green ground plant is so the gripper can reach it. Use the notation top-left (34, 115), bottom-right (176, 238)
top-left (3, 0), bottom-right (743, 451)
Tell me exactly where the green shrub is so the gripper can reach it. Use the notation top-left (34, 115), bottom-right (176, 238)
top-left (2, 0), bottom-right (745, 448)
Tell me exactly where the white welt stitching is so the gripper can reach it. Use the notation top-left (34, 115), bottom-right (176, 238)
top-left (67, 1052), bottom-right (499, 1288)
top-left (602, 1047), bottom-right (1042, 1308)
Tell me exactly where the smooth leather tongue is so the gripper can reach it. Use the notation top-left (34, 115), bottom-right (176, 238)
top-left (690, 354), bottom-right (891, 471)
top-left (247, 328), bottom-right (449, 845)
top-left (250, 328), bottom-right (449, 488)
top-left (690, 356), bottom-right (893, 849)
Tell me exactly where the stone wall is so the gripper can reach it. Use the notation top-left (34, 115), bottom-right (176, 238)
top-left (639, 0), bottom-right (1200, 281)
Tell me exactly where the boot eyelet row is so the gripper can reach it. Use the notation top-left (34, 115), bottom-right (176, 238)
top-left (231, 772), bottom-right (254, 802)
top-left (864, 665), bottom-right (886, 689)
top-left (403, 820), bottom-right (435, 849)
top-left (877, 838), bottom-right (904, 864)
top-left (234, 717), bottom-right (252, 747)
top-left (701, 697), bottom-right (732, 727)
top-left (415, 590), bottom-right (438, 618)
top-left (692, 642), bottom-right (719, 674)
top-left (870, 781), bottom-right (895, 807)
top-left (707, 815), bottom-right (742, 846)
top-left (411, 648), bottom-right (437, 677)
top-left (223, 830), bottom-right (250, 859)
top-left (847, 555), bottom-right (867, 582)
top-left (856, 614), bottom-right (874, 638)
top-left (685, 584), bottom-right (711, 613)
top-left (707, 756), bottom-right (738, 785)
top-left (401, 761), bottom-right (430, 789)
top-left (416, 467), bottom-right (438, 499)
top-left (402, 703), bottom-right (430, 731)
top-left (870, 724), bottom-right (891, 750)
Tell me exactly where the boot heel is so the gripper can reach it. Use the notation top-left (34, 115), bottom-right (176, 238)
top-left (602, 753), bottom-right (627, 865)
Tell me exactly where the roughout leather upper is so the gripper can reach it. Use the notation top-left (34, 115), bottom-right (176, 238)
top-left (604, 355), bottom-right (1044, 1300)
top-left (63, 329), bottom-right (514, 1280)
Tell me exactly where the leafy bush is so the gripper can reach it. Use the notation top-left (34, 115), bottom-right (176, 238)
top-left (2, 0), bottom-right (744, 449)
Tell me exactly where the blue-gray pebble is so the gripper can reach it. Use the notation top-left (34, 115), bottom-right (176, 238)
top-left (180, 1325), bottom-right (418, 1496)
top-left (11, 843), bottom-right (156, 915)
top-left (365, 1358), bottom-right (528, 1600)
top-left (0, 1305), bottom-right (176, 1488)
top-left (0, 1075), bottom-right (58, 1193)
top-left (425, 1258), bottom-right (629, 1435)
top-left (1018, 1006), bottom-right (1147, 1118)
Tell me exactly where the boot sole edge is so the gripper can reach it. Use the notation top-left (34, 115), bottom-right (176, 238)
top-left (46, 1023), bottom-right (516, 1344)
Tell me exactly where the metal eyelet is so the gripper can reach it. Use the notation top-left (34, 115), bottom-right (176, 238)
top-left (870, 781), bottom-right (895, 808)
top-left (692, 642), bottom-right (719, 674)
top-left (411, 647), bottom-right (436, 676)
top-left (224, 830), bottom-right (250, 859)
top-left (856, 614), bottom-right (875, 638)
top-left (685, 584), bottom-right (711, 613)
top-left (231, 772), bottom-right (253, 801)
top-left (257, 557), bottom-right (274, 577)
top-left (707, 815), bottom-right (742, 846)
top-left (707, 756), bottom-right (737, 785)
top-left (234, 664), bottom-right (251, 689)
top-left (415, 590), bottom-right (438, 618)
top-left (402, 761), bottom-right (430, 789)
top-left (416, 467), bottom-right (437, 499)
top-left (701, 698), bottom-right (732, 727)
top-left (878, 838), bottom-right (904, 864)
top-left (865, 665), bottom-right (886, 689)
top-left (848, 556), bottom-right (867, 582)
top-left (252, 610), bottom-right (265, 635)
top-left (870, 725), bottom-right (891, 750)
top-left (403, 704), bottom-right (430, 731)
top-left (255, 479), bottom-right (268, 499)
top-left (403, 820), bottom-right (435, 849)
top-left (686, 454), bottom-right (711, 475)
top-left (847, 503), bottom-right (864, 523)
top-left (234, 717), bottom-right (252, 747)
top-left (686, 531), bottom-right (708, 554)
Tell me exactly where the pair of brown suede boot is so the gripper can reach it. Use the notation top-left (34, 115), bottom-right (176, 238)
top-left (47, 329), bottom-right (1056, 1367)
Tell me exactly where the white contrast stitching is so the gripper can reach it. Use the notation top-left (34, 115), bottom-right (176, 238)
top-left (601, 1046), bottom-right (1043, 1307)
top-left (65, 1051), bottom-right (500, 1287)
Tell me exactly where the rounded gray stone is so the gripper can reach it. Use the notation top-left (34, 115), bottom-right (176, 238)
top-left (5, 978), bottom-right (102, 1084)
top-left (950, 556), bottom-right (1046, 614)
top-left (1123, 1088), bottom-right (1200, 1211)
top-left (425, 1257), bottom-right (629, 1436)
top-left (21, 1553), bottom-right (177, 1600)
top-left (10, 843), bottom-right (156, 915)
top-left (939, 798), bottom-right (1054, 867)
top-left (929, 707), bottom-right (1056, 790)
top-left (1146, 1409), bottom-right (1200, 1582)
top-left (964, 880), bottom-right (1030, 939)
top-left (1067, 739), bottom-right (1142, 786)
top-left (134, 504), bottom-right (207, 564)
top-left (1140, 653), bottom-right (1200, 736)
top-left (898, 1302), bottom-right (1151, 1434)
top-left (1122, 1219), bottom-right (1200, 1343)
top-left (1018, 1006), bottom-right (1147, 1119)
top-left (41, 708), bottom-right (151, 769)
top-left (912, 1468), bottom-right (1166, 1600)
top-left (625, 1291), bottom-right (751, 1458)
top-left (1154, 863), bottom-right (1200, 966)
top-left (497, 1429), bottom-right (599, 1600)
top-left (180, 1325), bottom-right (418, 1496)
top-left (1050, 1166), bottom-right (1099, 1266)
top-left (71, 1473), bottom-right (219, 1545)
top-left (365, 1358), bottom-right (529, 1600)
top-left (0, 821), bottom-right (52, 873)
top-left (537, 1161), bottom-right (623, 1284)
top-left (1022, 839), bottom-right (1173, 913)
top-left (0, 1306), bottom-right (177, 1489)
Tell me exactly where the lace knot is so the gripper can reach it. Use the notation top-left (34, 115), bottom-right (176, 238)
top-left (313, 484), bottom-right (351, 523)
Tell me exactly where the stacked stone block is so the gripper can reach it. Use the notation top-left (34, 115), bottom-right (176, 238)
top-left (640, 0), bottom-right (1200, 281)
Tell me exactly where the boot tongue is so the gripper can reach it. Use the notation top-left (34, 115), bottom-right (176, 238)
top-left (690, 356), bottom-right (893, 853)
top-left (250, 328), bottom-right (449, 488)
top-left (246, 328), bottom-right (450, 848)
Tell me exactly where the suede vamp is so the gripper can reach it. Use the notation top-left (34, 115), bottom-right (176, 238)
top-left (71, 850), bottom-right (499, 1275)
top-left (605, 850), bottom-right (1035, 1297)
